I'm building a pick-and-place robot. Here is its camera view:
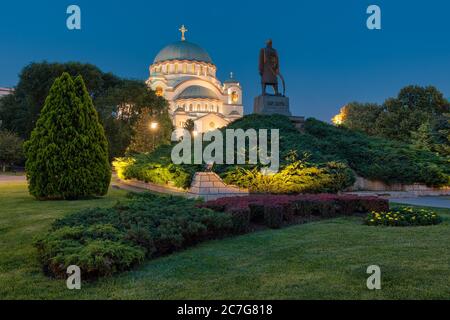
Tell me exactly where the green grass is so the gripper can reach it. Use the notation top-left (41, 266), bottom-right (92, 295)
top-left (0, 182), bottom-right (449, 299)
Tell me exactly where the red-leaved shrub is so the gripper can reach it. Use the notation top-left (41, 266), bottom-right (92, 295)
top-left (199, 194), bottom-right (389, 229)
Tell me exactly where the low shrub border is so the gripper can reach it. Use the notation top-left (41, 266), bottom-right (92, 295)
top-left (199, 194), bottom-right (389, 229)
top-left (365, 207), bottom-right (443, 227)
top-left (35, 193), bottom-right (389, 280)
top-left (35, 193), bottom-right (234, 279)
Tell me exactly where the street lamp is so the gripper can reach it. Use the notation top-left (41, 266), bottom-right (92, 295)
top-left (150, 122), bottom-right (159, 131)
top-left (150, 121), bottom-right (159, 151)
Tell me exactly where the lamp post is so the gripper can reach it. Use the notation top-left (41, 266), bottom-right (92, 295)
top-left (150, 121), bottom-right (159, 151)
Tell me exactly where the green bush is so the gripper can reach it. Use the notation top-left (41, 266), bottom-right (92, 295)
top-left (229, 208), bottom-right (251, 234)
top-left (24, 73), bottom-right (111, 200)
top-left (34, 225), bottom-right (145, 278)
top-left (114, 114), bottom-right (448, 194)
top-left (36, 193), bottom-right (233, 278)
top-left (365, 207), bottom-right (443, 227)
top-left (114, 145), bottom-right (199, 189)
top-left (264, 205), bottom-right (284, 229)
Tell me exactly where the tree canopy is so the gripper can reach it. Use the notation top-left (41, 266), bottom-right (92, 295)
top-left (333, 86), bottom-right (450, 156)
top-left (0, 62), bottom-right (168, 159)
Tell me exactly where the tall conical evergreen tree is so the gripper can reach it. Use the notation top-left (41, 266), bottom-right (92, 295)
top-left (24, 72), bottom-right (111, 200)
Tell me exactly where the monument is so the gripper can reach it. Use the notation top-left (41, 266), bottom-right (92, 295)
top-left (253, 39), bottom-right (291, 117)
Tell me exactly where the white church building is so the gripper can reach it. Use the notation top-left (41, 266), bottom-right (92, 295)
top-left (146, 26), bottom-right (244, 135)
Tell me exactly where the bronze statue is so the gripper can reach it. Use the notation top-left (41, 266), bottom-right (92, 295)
top-left (259, 39), bottom-right (285, 96)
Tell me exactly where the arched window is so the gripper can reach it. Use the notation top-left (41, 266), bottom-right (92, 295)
top-left (189, 104), bottom-right (193, 112)
top-left (174, 64), bottom-right (178, 73)
top-left (155, 87), bottom-right (163, 97)
top-left (183, 64), bottom-right (187, 74)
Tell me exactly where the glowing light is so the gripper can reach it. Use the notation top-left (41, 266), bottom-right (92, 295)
top-left (150, 122), bottom-right (159, 130)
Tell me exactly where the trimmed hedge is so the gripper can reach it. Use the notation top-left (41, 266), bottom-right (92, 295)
top-left (35, 193), bottom-right (389, 279)
top-left (35, 193), bottom-right (233, 278)
top-left (200, 194), bottom-right (389, 229)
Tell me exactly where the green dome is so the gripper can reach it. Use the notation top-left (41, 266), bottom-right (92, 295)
top-left (177, 86), bottom-right (219, 100)
top-left (154, 41), bottom-right (213, 64)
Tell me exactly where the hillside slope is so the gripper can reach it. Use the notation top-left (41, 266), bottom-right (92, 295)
top-left (115, 114), bottom-right (450, 192)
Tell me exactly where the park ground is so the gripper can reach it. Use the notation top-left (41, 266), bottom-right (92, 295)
top-left (0, 179), bottom-right (449, 300)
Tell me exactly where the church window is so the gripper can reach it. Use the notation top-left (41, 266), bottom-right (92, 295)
top-left (191, 64), bottom-right (195, 74)
top-left (183, 64), bottom-right (187, 74)
top-left (174, 64), bottom-right (178, 73)
top-left (231, 91), bottom-right (239, 103)
top-left (155, 87), bottom-right (163, 97)
top-left (189, 104), bottom-right (193, 111)
top-left (209, 122), bottom-right (216, 129)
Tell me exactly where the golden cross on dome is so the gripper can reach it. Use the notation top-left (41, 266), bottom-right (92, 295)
top-left (179, 25), bottom-right (188, 41)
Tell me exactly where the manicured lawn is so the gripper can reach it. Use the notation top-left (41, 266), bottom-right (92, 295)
top-left (0, 181), bottom-right (449, 300)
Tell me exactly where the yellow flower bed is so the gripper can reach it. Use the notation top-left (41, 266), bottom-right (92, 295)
top-left (365, 207), bottom-right (442, 227)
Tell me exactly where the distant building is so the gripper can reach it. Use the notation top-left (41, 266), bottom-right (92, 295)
top-left (0, 87), bottom-right (13, 98)
top-left (147, 26), bottom-right (244, 136)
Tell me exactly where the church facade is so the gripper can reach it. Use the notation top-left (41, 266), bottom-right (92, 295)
top-left (146, 26), bottom-right (244, 135)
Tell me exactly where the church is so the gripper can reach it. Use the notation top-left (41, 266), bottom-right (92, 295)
top-left (146, 26), bottom-right (244, 135)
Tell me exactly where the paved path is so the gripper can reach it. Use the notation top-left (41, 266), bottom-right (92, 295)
top-left (390, 197), bottom-right (450, 209)
top-left (0, 175), bottom-right (26, 183)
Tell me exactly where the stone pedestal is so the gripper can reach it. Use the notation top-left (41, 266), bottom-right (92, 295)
top-left (253, 95), bottom-right (291, 116)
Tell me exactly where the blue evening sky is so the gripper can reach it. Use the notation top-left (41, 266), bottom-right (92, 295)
top-left (1, 0), bottom-right (449, 121)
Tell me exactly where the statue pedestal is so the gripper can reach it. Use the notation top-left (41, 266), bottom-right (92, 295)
top-left (253, 95), bottom-right (291, 116)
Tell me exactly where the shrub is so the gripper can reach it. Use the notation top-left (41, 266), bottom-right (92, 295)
top-left (201, 194), bottom-right (390, 225)
top-left (34, 225), bottom-right (145, 278)
top-left (264, 205), bottom-right (284, 229)
top-left (113, 146), bottom-right (199, 189)
top-left (229, 208), bottom-right (251, 234)
top-left (0, 130), bottom-right (23, 172)
top-left (35, 193), bottom-right (233, 279)
top-left (365, 207), bottom-right (443, 227)
top-left (115, 114), bottom-right (449, 193)
top-left (24, 73), bottom-right (111, 200)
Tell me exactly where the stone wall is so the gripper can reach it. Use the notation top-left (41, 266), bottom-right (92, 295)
top-left (349, 176), bottom-right (450, 196)
top-left (188, 172), bottom-right (249, 201)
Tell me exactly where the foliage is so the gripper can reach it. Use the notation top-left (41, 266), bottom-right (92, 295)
top-left (0, 62), bottom-right (168, 159)
top-left (200, 194), bottom-right (389, 229)
top-left (117, 113), bottom-right (449, 191)
top-left (127, 107), bottom-right (173, 154)
top-left (2, 181), bottom-right (450, 299)
top-left (24, 73), bottom-right (111, 200)
top-left (183, 119), bottom-right (195, 133)
top-left (302, 117), bottom-right (449, 186)
top-left (0, 62), bottom-right (121, 138)
top-left (96, 80), bottom-right (169, 158)
top-left (0, 130), bottom-right (24, 172)
top-left (222, 159), bottom-right (355, 193)
top-left (35, 193), bottom-right (233, 278)
top-left (365, 207), bottom-right (443, 227)
top-left (332, 102), bottom-right (382, 135)
top-left (334, 86), bottom-right (450, 157)
top-left (113, 145), bottom-right (200, 189)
